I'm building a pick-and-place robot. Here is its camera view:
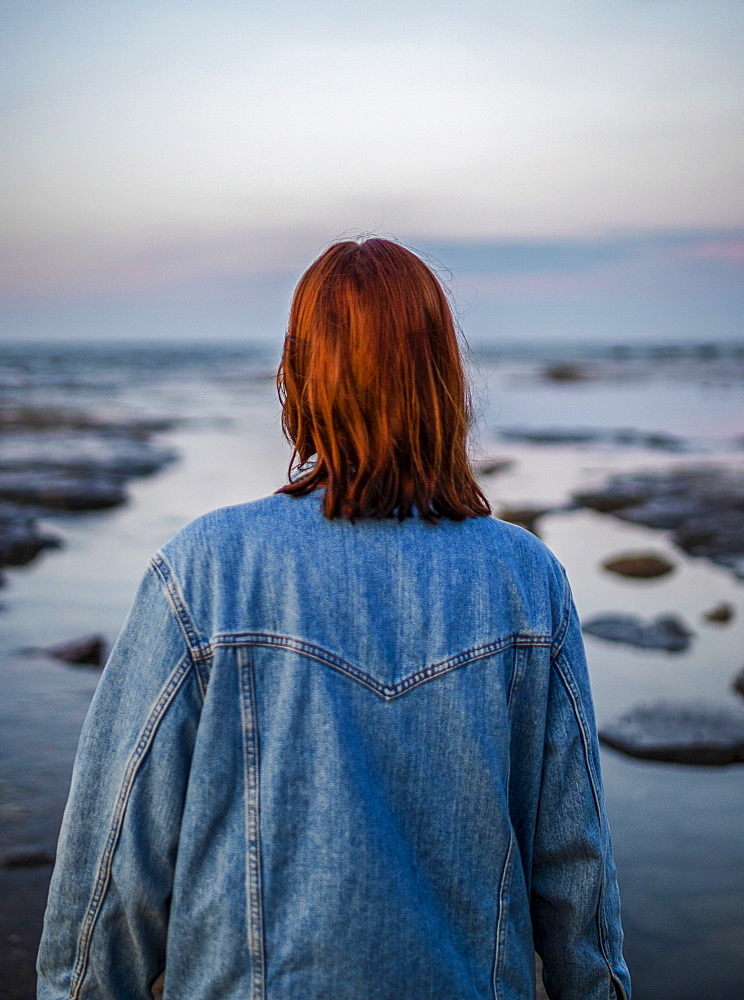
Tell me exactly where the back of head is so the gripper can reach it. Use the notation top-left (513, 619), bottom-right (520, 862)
top-left (276, 237), bottom-right (491, 523)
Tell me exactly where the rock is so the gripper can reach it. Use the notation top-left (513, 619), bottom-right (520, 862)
top-left (45, 634), bottom-right (106, 667)
top-left (613, 497), bottom-right (709, 529)
top-left (0, 411), bottom-right (177, 515)
top-left (472, 457), bottom-right (514, 476)
top-left (498, 426), bottom-right (688, 451)
top-left (582, 613), bottom-right (693, 652)
top-left (573, 466), bottom-right (744, 579)
top-left (599, 701), bottom-right (744, 765)
top-left (732, 667), bottom-right (744, 699)
top-left (0, 471), bottom-right (126, 510)
top-left (0, 848), bottom-right (56, 869)
top-left (0, 432), bottom-right (177, 479)
top-left (703, 602), bottom-right (735, 624)
top-left (542, 363), bottom-right (591, 382)
top-left (499, 427), bottom-right (601, 446)
top-left (0, 504), bottom-right (61, 566)
top-left (671, 510), bottom-right (744, 567)
top-left (601, 552), bottom-right (675, 579)
top-left (574, 479), bottom-right (654, 513)
top-left (0, 405), bottom-right (172, 436)
top-left (498, 506), bottom-right (550, 535)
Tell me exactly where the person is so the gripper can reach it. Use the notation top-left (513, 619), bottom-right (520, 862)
top-left (37, 238), bottom-right (631, 1000)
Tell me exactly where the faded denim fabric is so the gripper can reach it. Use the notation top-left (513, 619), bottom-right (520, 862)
top-left (37, 487), bottom-right (631, 1000)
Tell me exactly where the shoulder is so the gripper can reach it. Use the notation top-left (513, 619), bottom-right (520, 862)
top-left (479, 514), bottom-right (566, 579)
top-left (158, 492), bottom-right (297, 556)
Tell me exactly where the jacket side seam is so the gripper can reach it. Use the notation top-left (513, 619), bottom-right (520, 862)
top-left (69, 653), bottom-right (194, 998)
top-left (553, 651), bottom-right (620, 996)
top-left (238, 647), bottom-right (266, 1000)
top-left (491, 829), bottom-right (515, 1000)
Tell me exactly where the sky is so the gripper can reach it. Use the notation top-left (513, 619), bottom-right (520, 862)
top-left (1, 0), bottom-right (742, 344)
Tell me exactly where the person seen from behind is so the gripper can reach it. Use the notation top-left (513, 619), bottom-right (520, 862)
top-left (38, 237), bottom-right (631, 1000)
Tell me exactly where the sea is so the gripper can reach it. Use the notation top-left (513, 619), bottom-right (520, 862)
top-left (1, 339), bottom-right (743, 999)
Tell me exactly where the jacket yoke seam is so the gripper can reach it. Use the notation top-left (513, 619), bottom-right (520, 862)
top-left (69, 652), bottom-right (194, 999)
top-left (210, 631), bottom-right (552, 700)
top-left (552, 650), bottom-right (619, 997)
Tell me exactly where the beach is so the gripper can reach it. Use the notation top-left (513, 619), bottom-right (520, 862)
top-left (1, 340), bottom-right (743, 999)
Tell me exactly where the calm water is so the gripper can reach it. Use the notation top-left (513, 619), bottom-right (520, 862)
top-left (1, 341), bottom-right (743, 998)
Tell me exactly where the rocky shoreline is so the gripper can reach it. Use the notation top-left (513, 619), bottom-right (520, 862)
top-left (0, 405), bottom-right (178, 589)
top-left (573, 464), bottom-right (744, 580)
top-left (480, 456), bottom-right (744, 767)
top-left (566, 463), bottom-right (744, 766)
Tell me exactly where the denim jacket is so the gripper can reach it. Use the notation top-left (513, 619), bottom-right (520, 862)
top-left (38, 487), bottom-right (631, 1000)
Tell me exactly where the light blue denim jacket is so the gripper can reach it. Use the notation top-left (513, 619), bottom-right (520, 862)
top-left (38, 488), bottom-right (630, 1000)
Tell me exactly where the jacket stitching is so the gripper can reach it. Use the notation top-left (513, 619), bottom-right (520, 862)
top-left (553, 651), bottom-right (621, 996)
top-left (492, 829), bottom-right (515, 1000)
top-left (238, 647), bottom-right (266, 1000)
top-left (210, 632), bottom-right (552, 701)
top-left (150, 553), bottom-right (212, 694)
top-left (68, 654), bottom-right (194, 998)
top-left (550, 566), bottom-right (574, 657)
top-left (506, 646), bottom-right (527, 709)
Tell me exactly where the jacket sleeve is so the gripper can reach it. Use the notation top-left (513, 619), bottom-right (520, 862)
top-left (37, 557), bottom-right (205, 1000)
top-left (530, 573), bottom-right (631, 1000)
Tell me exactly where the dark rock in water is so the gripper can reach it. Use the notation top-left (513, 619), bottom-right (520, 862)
top-left (671, 510), bottom-right (744, 572)
top-left (0, 410), bottom-right (178, 516)
top-left (582, 613), bottom-right (693, 652)
top-left (498, 506), bottom-right (551, 536)
top-left (573, 466), bottom-right (744, 579)
top-left (0, 432), bottom-right (177, 479)
top-left (599, 701), bottom-right (744, 765)
top-left (602, 552), bottom-right (675, 579)
top-left (542, 363), bottom-right (591, 382)
top-left (472, 457), bottom-right (514, 476)
top-left (574, 479), bottom-right (655, 513)
top-left (0, 503), bottom-right (61, 566)
top-left (732, 667), bottom-right (744, 699)
top-left (45, 634), bottom-right (106, 667)
top-left (498, 426), bottom-right (688, 451)
top-left (0, 471), bottom-right (126, 510)
top-left (0, 405), bottom-right (173, 436)
top-left (0, 848), bottom-right (56, 869)
top-left (613, 497), bottom-right (709, 529)
top-left (703, 602), bottom-right (735, 624)
top-left (500, 426), bottom-right (602, 446)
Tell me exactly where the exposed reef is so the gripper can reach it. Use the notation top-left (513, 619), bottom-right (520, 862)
top-left (583, 613), bottom-right (693, 653)
top-left (599, 701), bottom-right (744, 765)
top-left (601, 552), bottom-right (675, 579)
top-left (573, 465), bottom-right (744, 579)
top-left (0, 405), bottom-right (178, 585)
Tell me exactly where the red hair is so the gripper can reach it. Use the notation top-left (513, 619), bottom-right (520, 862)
top-left (275, 238), bottom-right (491, 523)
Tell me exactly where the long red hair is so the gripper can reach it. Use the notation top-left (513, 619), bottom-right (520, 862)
top-left (275, 238), bottom-right (491, 523)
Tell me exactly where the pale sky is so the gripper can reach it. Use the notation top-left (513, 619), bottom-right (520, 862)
top-left (1, 0), bottom-right (742, 341)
